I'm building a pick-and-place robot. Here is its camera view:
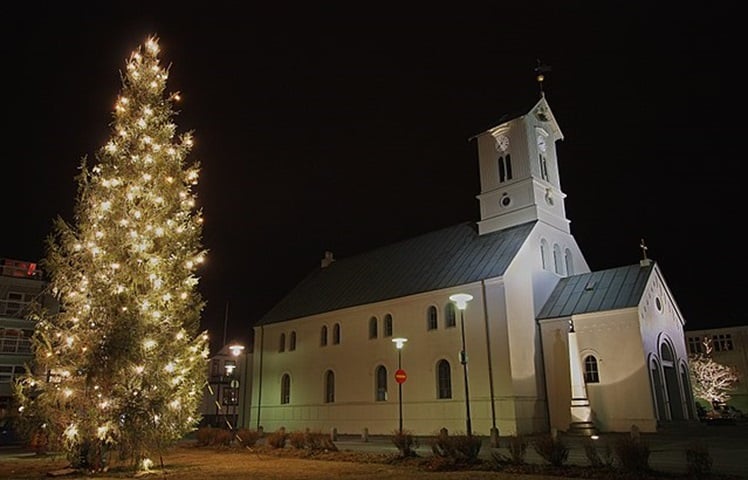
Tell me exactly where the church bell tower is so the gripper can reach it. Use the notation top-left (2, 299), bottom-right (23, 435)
top-left (473, 94), bottom-right (571, 236)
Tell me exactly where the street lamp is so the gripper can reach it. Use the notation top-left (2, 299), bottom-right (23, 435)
top-left (449, 293), bottom-right (473, 436)
top-left (392, 337), bottom-right (408, 433)
top-left (227, 344), bottom-right (245, 428)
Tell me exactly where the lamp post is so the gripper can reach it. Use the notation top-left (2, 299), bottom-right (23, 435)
top-left (227, 344), bottom-right (244, 428)
top-left (392, 337), bottom-right (408, 433)
top-left (450, 293), bottom-right (473, 436)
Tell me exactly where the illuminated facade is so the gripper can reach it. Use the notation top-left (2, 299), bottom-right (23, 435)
top-left (246, 96), bottom-right (696, 435)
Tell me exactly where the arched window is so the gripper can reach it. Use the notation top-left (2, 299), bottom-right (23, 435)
top-left (325, 370), bottom-right (335, 403)
top-left (445, 302), bottom-right (456, 328)
top-left (383, 314), bottom-right (393, 337)
top-left (369, 316), bottom-right (378, 339)
top-left (564, 248), bottom-right (573, 275)
top-left (427, 306), bottom-right (438, 331)
top-left (375, 365), bottom-right (387, 401)
top-left (333, 323), bottom-right (341, 345)
top-left (279, 333), bottom-right (286, 353)
top-left (436, 359), bottom-right (452, 399)
top-left (540, 239), bottom-right (549, 270)
top-left (584, 355), bottom-right (600, 383)
top-left (289, 331), bottom-right (296, 351)
top-left (320, 325), bottom-right (328, 346)
top-left (280, 374), bottom-right (291, 404)
top-left (553, 243), bottom-right (563, 274)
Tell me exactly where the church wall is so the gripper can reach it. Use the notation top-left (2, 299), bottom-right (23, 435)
top-left (576, 310), bottom-right (657, 432)
top-left (637, 265), bottom-right (693, 422)
top-left (540, 310), bottom-right (658, 433)
top-left (250, 283), bottom-right (525, 436)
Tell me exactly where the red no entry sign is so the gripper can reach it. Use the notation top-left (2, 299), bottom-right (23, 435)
top-left (395, 369), bottom-right (407, 384)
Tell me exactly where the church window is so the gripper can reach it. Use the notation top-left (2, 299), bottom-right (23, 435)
top-left (539, 153), bottom-right (549, 181)
top-left (333, 323), bottom-right (341, 345)
top-left (375, 365), bottom-right (388, 401)
top-left (325, 370), bottom-right (335, 403)
top-left (584, 355), bottom-right (600, 383)
top-left (320, 325), bottom-right (328, 346)
top-left (564, 248), bottom-right (573, 275)
top-left (498, 155), bottom-right (513, 183)
top-left (540, 239), bottom-right (549, 270)
top-left (279, 333), bottom-right (286, 353)
top-left (281, 374), bottom-right (291, 404)
top-left (383, 314), bottom-right (393, 337)
top-left (289, 331), bottom-right (296, 351)
top-left (553, 244), bottom-right (563, 274)
top-left (436, 359), bottom-right (452, 399)
top-left (427, 306), bottom-right (438, 331)
top-left (369, 316), bottom-right (378, 339)
top-left (445, 302), bottom-right (456, 328)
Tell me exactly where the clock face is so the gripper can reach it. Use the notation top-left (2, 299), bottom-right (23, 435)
top-left (537, 135), bottom-right (547, 153)
top-left (495, 135), bottom-right (510, 152)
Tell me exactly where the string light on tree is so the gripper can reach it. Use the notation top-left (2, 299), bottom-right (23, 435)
top-left (15, 35), bottom-right (209, 474)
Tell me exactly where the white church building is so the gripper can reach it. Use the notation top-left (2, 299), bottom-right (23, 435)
top-left (246, 94), bottom-right (696, 437)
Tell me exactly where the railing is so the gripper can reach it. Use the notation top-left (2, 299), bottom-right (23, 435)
top-left (0, 335), bottom-right (32, 354)
top-left (0, 299), bottom-right (36, 318)
top-left (0, 258), bottom-right (42, 279)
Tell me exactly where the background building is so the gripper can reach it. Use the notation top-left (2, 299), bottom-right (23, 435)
top-left (0, 258), bottom-right (56, 419)
top-left (685, 325), bottom-right (747, 413)
top-left (200, 341), bottom-right (252, 429)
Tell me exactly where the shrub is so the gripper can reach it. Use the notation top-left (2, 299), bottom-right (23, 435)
top-left (288, 431), bottom-right (306, 449)
top-left (391, 429), bottom-right (418, 457)
top-left (304, 430), bottom-right (338, 452)
top-left (583, 437), bottom-right (614, 468)
top-left (214, 429), bottom-right (234, 446)
top-left (266, 428), bottom-right (288, 449)
top-left (235, 428), bottom-right (261, 448)
top-left (686, 440), bottom-right (712, 478)
top-left (533, 433), bottom-right (569, 466)
top-left (489, 434), bottom-right (527, 466)
top-left (430, 431), bottom-right (482, 464)
top-left (613, 435), bottom-right (650, 473)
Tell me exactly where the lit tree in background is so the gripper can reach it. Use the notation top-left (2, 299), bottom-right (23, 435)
top-left (689, 338), bottom-right (739, 407)
top-left (15, 36), bottom-right (209, 472)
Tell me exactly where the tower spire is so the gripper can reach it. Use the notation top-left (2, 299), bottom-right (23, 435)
top-left (534, 59), bottom-right (552, 97)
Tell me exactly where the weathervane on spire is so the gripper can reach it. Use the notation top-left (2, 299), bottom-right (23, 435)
top-left (534, 59), bottom-right (552, 97)
top-left (639, 238), bottom-right (652, 267)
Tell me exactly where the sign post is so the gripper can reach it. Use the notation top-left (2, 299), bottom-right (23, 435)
top-left (392, 338), bottom-right (408, 434)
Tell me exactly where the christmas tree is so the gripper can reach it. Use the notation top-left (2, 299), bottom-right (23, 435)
top-left (16, 36), bottom-right (209, 472)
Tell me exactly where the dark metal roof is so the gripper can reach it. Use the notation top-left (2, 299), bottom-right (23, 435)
top-left (537, 263), bottom-right (655, 320)
top-left (257, 221), bottom-right (535, 325)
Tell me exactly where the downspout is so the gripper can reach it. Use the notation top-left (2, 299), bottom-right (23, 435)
top-left (256, 325), bottom-right (264, 430)
top-left (481, 280), bottom-right (499, 446)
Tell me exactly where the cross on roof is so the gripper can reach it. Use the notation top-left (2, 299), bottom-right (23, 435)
top-left (640, 238), bottom-right (648, 261)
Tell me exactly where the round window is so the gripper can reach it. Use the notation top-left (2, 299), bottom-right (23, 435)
top-left (500, 195), bottom-right (511, 208)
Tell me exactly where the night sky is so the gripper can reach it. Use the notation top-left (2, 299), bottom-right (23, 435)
top-left (1, 4), bottom-right (741, 353)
